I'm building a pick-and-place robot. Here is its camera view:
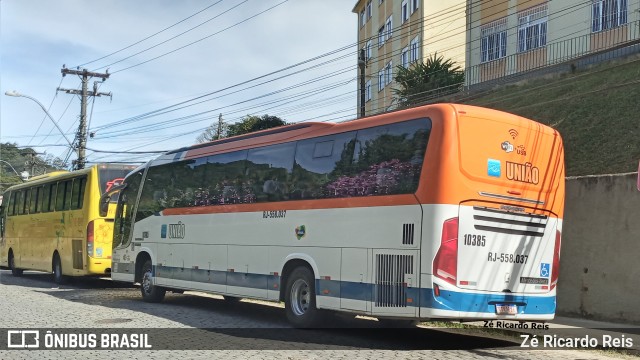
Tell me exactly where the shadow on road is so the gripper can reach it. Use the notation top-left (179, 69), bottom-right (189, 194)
top-left (0, 270), bottom-right (519, 350)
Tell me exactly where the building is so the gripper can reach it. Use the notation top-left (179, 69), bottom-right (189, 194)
top-left (466, 0), bottom-right (640, 86)
top-left (352, 0), bottom-right (466, 116)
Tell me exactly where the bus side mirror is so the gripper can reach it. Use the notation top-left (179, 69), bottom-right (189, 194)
top-left (100, 184), bottom-right (126, 218)
top-left (99, 194), bottom-right (111, 218)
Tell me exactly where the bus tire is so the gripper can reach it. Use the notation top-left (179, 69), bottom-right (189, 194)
top-left (285, 266), bottom-right (319, 328)
top-left (140, 260), bottom-right (166, 303)
top-left (52, 254), bottom-right (66, 285)
top-left (8, 251), bottom-right (23, 277)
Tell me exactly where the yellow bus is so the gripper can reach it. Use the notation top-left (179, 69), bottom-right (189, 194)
top-left (0, 164), bottom-right (135, 283)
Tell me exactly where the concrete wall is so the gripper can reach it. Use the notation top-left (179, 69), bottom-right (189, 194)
top-left (557, 173), bottom-right (640, 324)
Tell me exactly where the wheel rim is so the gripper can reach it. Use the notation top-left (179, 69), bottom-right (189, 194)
top-left (142, 269), bottom-right (153, 295)
top-left (290, 278), bottom-right (310, 316)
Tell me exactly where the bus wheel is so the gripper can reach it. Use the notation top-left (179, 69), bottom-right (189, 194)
top-left (140, 260), bottom-right (166, 303)
top-left (52, 254), bottom-right (66, 284)
top-left (8, 252), bottom-right (23, 277)
top-left (285, 266), bottom-right (319, 328)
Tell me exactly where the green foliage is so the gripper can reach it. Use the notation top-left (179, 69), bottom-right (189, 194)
top-left (394, 54), bottom-right (465, 107)
top-left (226, 115), bottom-right (287, 138)
top-left (0, 143), bottom-right (67, 194)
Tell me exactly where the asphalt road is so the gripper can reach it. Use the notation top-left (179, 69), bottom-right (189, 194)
top-left (0, 269), bottom-right (624, 359)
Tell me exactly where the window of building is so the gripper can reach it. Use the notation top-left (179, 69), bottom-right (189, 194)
top-left (402, 0), bottom-right (409, 23)
top-left (410, 36), bottom-right (420, 63)
top-left (401, 47), bottom-right (409, 68)
top-left (385, 61), bottom-right (393, 85)
top-left (378, 25), bottom-right (385, 47)
top-left (366, 80), bottom-right (372, 101)
top-left (481, 18), bottom-right (507, 63)
top-left (378, 69), bottom-right (385, 91)
top-left (411, 0), bottom-right (419, 14)
top-left (367, 0), bottom-right (372, 19)
top-left (592, 0), bottom-right (627, 32)
top-left (385, 16), bottom-right (393, 41)
top-left (360, 10), bottom-right (366, 27)
top-left (366, 39), bottom-right (372, 60)
top-left (379, 0), bottom-right (384, 4)
top-left (518, 4), bottom-right (547, 52)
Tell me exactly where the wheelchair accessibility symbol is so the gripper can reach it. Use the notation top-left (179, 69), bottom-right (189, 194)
top-left (540, 263), bottom-right (550, 277)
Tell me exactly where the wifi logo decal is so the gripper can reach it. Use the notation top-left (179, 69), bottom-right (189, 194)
top-left (508, 129), bottom-right (518, 139)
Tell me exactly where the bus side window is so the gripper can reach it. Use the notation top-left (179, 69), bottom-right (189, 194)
top-left (246, 142), bottom-right (295, 203)
top-left (71, 177), bottom-right (86, 210)
top-left (16, 190), bottom-right (25, 215)
top-left (30, 186), bottom-right (39, 214)
top-left (9, 191), bottom-right (17, 216)
top-left (292, 131), bottom-right (357, 200)
top-left (47, 183), bottom-right (57, 212)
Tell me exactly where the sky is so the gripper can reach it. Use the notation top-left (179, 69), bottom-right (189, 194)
top-left (0, 0), bottom-right (358, 167)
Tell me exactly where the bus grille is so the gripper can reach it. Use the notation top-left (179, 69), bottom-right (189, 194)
top-left (402, 223), bottom-right (415, 245)
top-left (375, 254), bottom-right (413, 307)
top-left (472, 206), bottom-right (548, 237)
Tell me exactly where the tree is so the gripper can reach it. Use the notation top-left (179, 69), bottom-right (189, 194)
top-left (226, 114), bottom-right (287, 138)
top-left (393, 53), bottom-right (465, 107)
top-left (0, 143), bottom-right (67, 194)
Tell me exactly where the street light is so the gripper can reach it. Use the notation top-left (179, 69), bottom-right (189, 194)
top-left (0, 159), bottom-right (28, 181)
top-left (4, 90), bottom-right (74, 149)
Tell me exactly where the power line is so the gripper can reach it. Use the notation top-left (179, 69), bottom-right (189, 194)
top-left (77, 0), bottom-right (225, 68)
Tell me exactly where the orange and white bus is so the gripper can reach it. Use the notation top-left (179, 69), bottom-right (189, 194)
top-left (0, 164), bottom-right (135, 283)
top-left (108, 104), bottom-right (565, 327)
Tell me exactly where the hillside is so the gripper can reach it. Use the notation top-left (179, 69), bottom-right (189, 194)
top-left (461, 55), bottom-right (640, 176)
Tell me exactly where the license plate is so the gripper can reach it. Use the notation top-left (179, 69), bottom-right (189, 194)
top-left (495, 304), bottom-right (517, 315)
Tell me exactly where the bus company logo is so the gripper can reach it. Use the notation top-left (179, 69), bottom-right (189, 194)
top-left (487, 159), bottom-right (501, 178)
top-left (7, 330), bottom-right (39, 348)
top-left (501, 141), bottom-right (514, 153)
top-left (500, 205), bottom-right (526, 213)
top-left (168, 222), bottom-right (186, 239)
top-left (506, 161), bottom-right (539, 185)
top-left (105, 178), bottom-right (125, 192)
top-left (295, 225), bottom-right (306, 240)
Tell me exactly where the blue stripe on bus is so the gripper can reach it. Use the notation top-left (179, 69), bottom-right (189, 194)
top-left (148, 265), bottom-right (555, 314)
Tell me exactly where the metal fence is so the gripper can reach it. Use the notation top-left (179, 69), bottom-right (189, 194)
top-left (465, 20), bottom-right (640, 90)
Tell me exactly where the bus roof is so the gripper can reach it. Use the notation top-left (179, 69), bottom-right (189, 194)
top-left (152, 103), bottom-right (560, 163)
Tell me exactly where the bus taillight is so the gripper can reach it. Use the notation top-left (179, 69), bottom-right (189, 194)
top-left (87, 221), bottom-right (95, 257)
top-left (551, 230), bottom-right (561, 290)
top-left (433, 217), bottom-right (458, 286)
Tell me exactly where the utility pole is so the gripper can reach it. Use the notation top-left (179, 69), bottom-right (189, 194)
top-left (358, 49), bottom-right (366, 118)
top-left (58, 65), bottom-right (111, 170)
top-left (215, 113), bottom-right (224, 140)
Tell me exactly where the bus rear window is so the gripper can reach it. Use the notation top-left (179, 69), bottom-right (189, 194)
top-left (98, 166), bottom-right (136, 202)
